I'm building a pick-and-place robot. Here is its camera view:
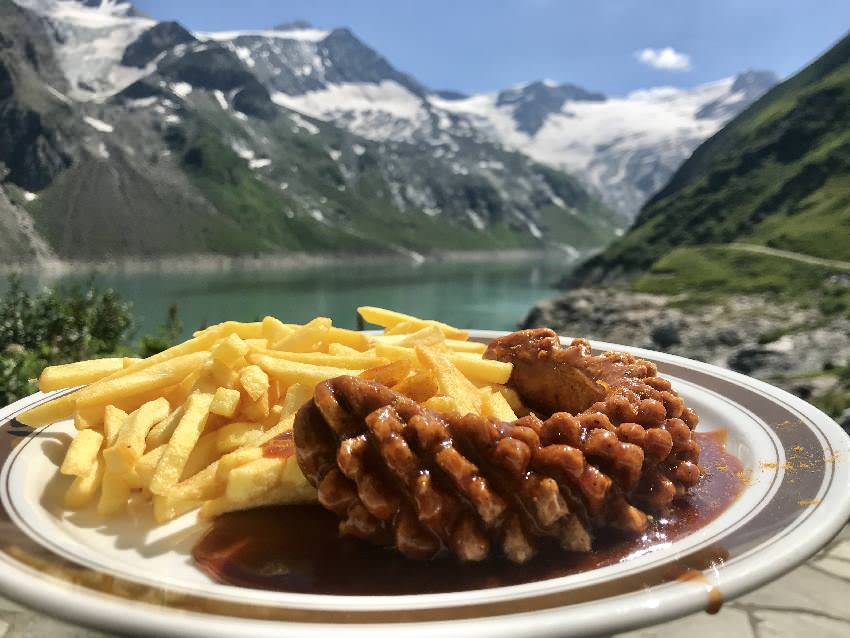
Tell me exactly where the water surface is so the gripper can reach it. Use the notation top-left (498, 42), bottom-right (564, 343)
top-left (12, 259), bottom-right (566, 341)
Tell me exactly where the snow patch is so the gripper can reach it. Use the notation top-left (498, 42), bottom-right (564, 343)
top-left (96, 142), bottom-right (109, 159)
top-left (249, 158), bottom-right (272, 169)
top-left (431, 76), bottom-right (745, 216)
top-left (170, 82), bottom-right (193, 98)
top-left (230, 140), bottom-right (255, 161)
top-left (196, 28), bottom-right (330, 43)
top-left (232, 45), bottom-right (256, 68)
top-left (213, 90), bottom-right (229, 110)
top-left (271, 81), bottom-right (427, 142)
top-left (15, 0), bottom-right (156, 101)
top-left (466, 210), bottom-right (486, 230)
top-left (45, 85), bottom-right (72, 104)
top-left (84, 116), bottom-right (114, 132)
top-left (23, 191), bottom-right (38, 202)
top-left (164, 114), bottom-right (181, 124)
top-left (328, 149), bottom-right (342, 161)
top-left (285, 112), bottom-right (320, 135)
top-left (352, 144), bottom-right (366, 156)
top-left (527, 221), bottom-right (543, 239)
top-left (126, 96), bottom-right (157, 108)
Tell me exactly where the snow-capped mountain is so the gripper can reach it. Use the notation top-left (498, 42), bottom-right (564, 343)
top-left (13, 0), bottom-right (156, 100)
top-left (2, 0), bottom-right (621, 265)
top-left (432, 72), bottom-right (778, 215)
top-left (8, 1), bottom-right (777, 225)
top-left (268, 50), bottom-right (777, 217)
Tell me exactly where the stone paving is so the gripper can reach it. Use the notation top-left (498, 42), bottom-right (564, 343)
top-left (1, 524), bottom-right (848, 637)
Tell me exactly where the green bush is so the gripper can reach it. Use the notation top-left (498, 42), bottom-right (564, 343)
top-left (0, 276), bottom-right (179, 405)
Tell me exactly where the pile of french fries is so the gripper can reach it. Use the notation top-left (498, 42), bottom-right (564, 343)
top-left (21, 307), bottom-right (523, 525)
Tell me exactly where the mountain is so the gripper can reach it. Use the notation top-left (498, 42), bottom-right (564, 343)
top-left (0, 0), bottom-right (621, 265)
top-left (264, 37), bottom-right (776, 218)
top-left (569, 29), bottom-right (850, 286)
top-left (432, 72), bottom-right (777, 217)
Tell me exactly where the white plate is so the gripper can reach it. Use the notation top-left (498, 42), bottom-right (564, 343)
top-left (0, 330), bottom-right (848, 637)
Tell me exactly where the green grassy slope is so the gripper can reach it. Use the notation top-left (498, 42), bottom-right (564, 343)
top-left (569, 30), bottom-right (850, 285)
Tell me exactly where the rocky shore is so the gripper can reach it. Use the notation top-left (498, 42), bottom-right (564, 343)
top-left (524, 288), bottom-right (850, 430)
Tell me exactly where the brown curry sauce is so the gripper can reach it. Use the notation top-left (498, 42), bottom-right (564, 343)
top-left (192, 430), bottom-right (742, 596)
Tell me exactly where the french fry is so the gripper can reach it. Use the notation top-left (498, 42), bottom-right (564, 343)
top-left (146, 405), bottom-right (185, 450)
top-left (240, 391), bottom-right (270, 421)
top-left (494, 385), bottom-right (527, 416)
top-left (162, 367), bottom-right (206, 406)
top-left (200, 479), bottom-right (315, 520)
top-left (374, 341), bottom-right (508, 384)
top-left (323, 326), bottom-right (371, 352)
top-left (213, 334), bottom-right (250, 368)
top-left (153, 494), bottom-right (202, 524)
top-left (123, 357), bottom-right (142, 368)
top-left (166, 461), bottom-right (222, 502)
top-left (210, 387), bottom-right (241, 418)
top-left (375, 325), bottom-right (444, 347)
top-left (251, 349), bottom-right (387, 370)
top-left (327, 343), bottom-right (361, 356)
top-left (181, 431), bottom-right (220, 480)
top-left (360, 359), bottom-right (412, 387)
top-left (422, 395), bottom-right (461, 414)
top-left (373, 341), bottom-right (418, 363)
top-left (262, 316), bottom-right (292, 348)
top-left (392, 370), bottom-right (439, 402)
top-left (209, 358), bottom-right (239, 388)
top-left (16, 392), bottom-right (78, 427)
top-left (76, 352), bottom-right (209, 408)
top-left (443, 339), bottom-right (487, 354)
top-left (382, 320), bottom-right (425, 335)
top-left (216, 422), bottom-right (264, 453)
top-left (280, 383), bottom-right (312, 421)
top-left (19, 324), bottom-right (235, 427)
top-left (39, 358), bottom-right (126, 392)
top-left (149, 392), bottom-right (214, 496)
top-left (73, 405), bottom-right (103, 430)
top-left (196, 321), bottom-right (263, 340)
top-left (480, 388), bottom-right (518, 422)
top-left (358, 306), bottom-right (469, 340)
top-left (135, 444), bottom-right (166, 488)
top-left (244, 339), bottom-right (268, 350)
top-left (273, 317), bottom-right (331, 353)
top-left (239, 365), bottom-right (269, 401)
top-left (103, 398), bottom-right (170, 474)
top-left (225, 457), bottom-right (287, 502)
top-left (60, 429), bottom-right (103, 476)
top-left (103, 405), bottom-right (128, 446)
top-left (448, 353), bottom-right (512, 385)
top-left (415, 346), bottom-right (481, 416)
top-left (97, 472), bottom-right (131, 517)
top-left (250, 354), bottom-right (360, 390)
top-left (64, 458), bottom-right (105, 509)
top-left (215, 447), bottom-right (264, 483)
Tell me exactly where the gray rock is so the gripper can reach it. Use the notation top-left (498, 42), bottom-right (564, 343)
top-left (727, 347), bottom-right (793, 376)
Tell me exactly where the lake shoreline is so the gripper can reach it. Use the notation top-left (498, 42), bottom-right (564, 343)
top-left (1, 248), bottom-right (577, 276)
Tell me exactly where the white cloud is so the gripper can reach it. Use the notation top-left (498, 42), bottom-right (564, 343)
top-left (635, 47), bottom-right (692, 71)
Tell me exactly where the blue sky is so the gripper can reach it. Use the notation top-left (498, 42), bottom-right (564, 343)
top-left (134, 0), bottom-right (850, 95)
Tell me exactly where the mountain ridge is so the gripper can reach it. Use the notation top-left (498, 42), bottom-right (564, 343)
top-left (1, 0), bottom-right (622, 265)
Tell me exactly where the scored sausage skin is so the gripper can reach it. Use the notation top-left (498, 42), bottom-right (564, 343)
top-left (294, 367), bottom-right (698, 564)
